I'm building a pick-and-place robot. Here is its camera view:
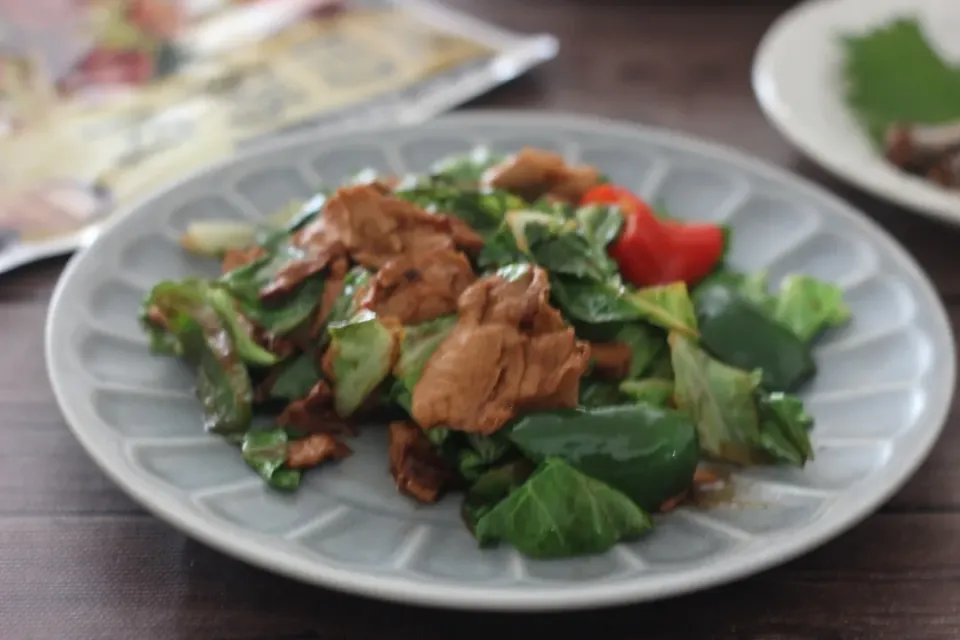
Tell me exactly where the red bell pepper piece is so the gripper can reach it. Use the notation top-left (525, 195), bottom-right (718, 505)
top-left (580, 184), bottom-right (650, 215)
top-left (580, 184), bottom-right (724, 287)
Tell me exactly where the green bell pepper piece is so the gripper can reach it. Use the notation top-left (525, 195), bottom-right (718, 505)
top-left (694, 281), bottom-right (816, 392)
top-left (507, 404), bottom-right (699, 512)
top-left (142, 280), bottom-right (253, 435)
top-left (205, 287), bottom-right (278, 367)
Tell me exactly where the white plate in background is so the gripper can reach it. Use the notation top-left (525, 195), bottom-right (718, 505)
top-left (753, 0), bottom-right (960, 224)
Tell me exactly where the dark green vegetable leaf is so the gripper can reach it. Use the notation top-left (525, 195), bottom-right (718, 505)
top-left (842, 18), bottom-right (960, 144)
top-left (772, 275), bottom-right (852, 343)
top-left (241, 429), bottom-right (301, 491)
top-left (139, 279), bottom-right (202, 358)
top-left (576, 204), bottom-right (624, 254)
top-left (269, 352), bottom-right (322, 402)
top-left (670, 332), bottom-right (763, 464)
top-left (457, 433), bottom-right (515, 483)
top-left (326, 267), bottom-right (373, 328)
top-left (645, 348), bottom-right (674, 380)
top-left (763, 391), bottom-right (814, 431)
top-left (430, 147), bottom-right (506, 185)
top-left (473, 458), bottom-right (653, 558)
top-left (573, 205), bottom-right (623, 278)
top-left (551, 276), bottom-right (699, 336)
top-left (205, 287), bottom-right (278, 366)
top-left (424, 426), bottom-right (452, 451)
top-left (461, 459), bottom-right (535, 535)
top-left (702, 270), bottom-right (773, 313)
top-left (508, 209), bottom-right (620, 281)
top-left (326, 310), bottom-right (400, 417)
top-left (243, 276), bottom-right (325, 336)
top-left (415, 425), bottom-right (516, 483)
top-left (478, 204), bottom-right (622, 281)
top-left (550, 276), bottom-right (644, 324)
top-left (388, 380), bottom-right (413, 415)
top-left (508, 405), bottom-right (699, 511)
top-left (523, 223), bottom-right (612, 281)
top-left (669, 333), bottom-right (813, 466)
top-left (217, 229), bottom-right (326, 337)
top-left (578, 378), bottom-right (625, 408)
top-left (142, 279), bottom-right (253, 435)
top-left (619, 378), bottom-right (674, 407)
top-left (757, 392), bottom-right (815, 466)
top-left (613, 322), bottom-right (667, 378)
top-left (477, 225), bottom-right (528, 270)
top-left (396, 183), bottom-right (524, 234)
top-left (220, 241), bottom-right (304, 300)
top-left (694, 279), bottom-right (816, 392)
top-left (629, 283), bottom-right (699, 336)
top-left (697, 271), bottom-right (850, 343)
top-left (423, 427), bottom-right (483, 479)
top-left (195, 347), bottom-right (252, 437)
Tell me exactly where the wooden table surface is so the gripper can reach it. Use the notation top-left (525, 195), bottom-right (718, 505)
top-left (4, 1), bottom-right (960, 638)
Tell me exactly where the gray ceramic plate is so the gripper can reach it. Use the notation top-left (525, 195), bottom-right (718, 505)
top-left (46, 111), bottom-right (955, 611)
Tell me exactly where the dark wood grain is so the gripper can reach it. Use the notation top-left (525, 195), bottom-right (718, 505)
top-left (4, 1), bottom-right (960, 638)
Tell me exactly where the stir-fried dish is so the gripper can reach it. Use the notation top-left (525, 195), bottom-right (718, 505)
top-left (140, 146), bottom-right (852, 559)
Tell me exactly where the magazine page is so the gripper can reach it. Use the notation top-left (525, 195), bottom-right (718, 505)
top-left (0, 0), bottom-right (558, 274)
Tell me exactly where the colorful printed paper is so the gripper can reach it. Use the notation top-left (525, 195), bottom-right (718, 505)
top-left (0, 0), bottom-right (557, 272)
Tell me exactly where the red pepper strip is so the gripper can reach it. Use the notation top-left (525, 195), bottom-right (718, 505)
top-left (580, 184), bottom-right (649, 214)
top-left (580, 184), bottom-right (724, 287)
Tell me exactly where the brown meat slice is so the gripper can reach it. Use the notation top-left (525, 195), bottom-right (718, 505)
top-left (589, 341), bottom-right (634, 380)
top-left (549, 164), bottom-right (601, 203)
top-left (259, 184), bottom-right (483, 299)
top-left (388, 421), bottom-right (452, 504)
top-left (458, 266), bottom-right (566, 332)
top-left (482, 148), bottom-right (601, 203)
top-left (515, 331), bottom-right (590, 411)
top-left (277, 381), bottom-right (355, 436)
top-left (411, 266), bottom-right (590, 435)
top-left (413, 325), bottom-right (516, 433)
top-left (295, 184), bottom-right (484, 269)
top-left (483, 148), bottom-right (566, 201)
top-left (358, 250), bottom-right (476, 325)
top-left (286, 433), bottom-right (352, 469)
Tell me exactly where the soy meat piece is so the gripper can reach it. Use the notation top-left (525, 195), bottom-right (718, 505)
top-left (412, 267), bottom-right (591, 435)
